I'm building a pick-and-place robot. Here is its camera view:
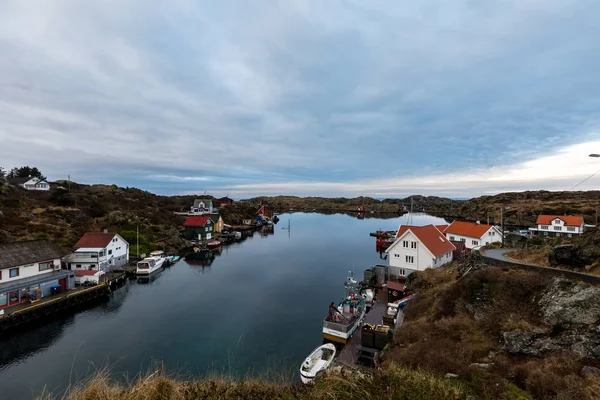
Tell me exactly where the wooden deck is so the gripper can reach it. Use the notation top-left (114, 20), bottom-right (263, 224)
top-left (337, 295), bottom-right (389, 365)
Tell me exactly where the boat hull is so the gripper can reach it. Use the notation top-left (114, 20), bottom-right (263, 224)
top-left (136, 257), bottom-right (165, 275)
top-left (322, 307), bottom-right (366, 344)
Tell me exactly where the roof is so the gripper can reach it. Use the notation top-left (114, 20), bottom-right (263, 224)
top-left (444, 221), bottom-right (497, 239)
top-left (391, 225), bottom-right (455, 257)
top-left (184, 215), bottom-right (212, 227)
top-left (387, 281), bottom-right (405, 292)
top-left (207, 214), bottom-right (222, 224)
top-left (74, 232), bottom-right (117, 249)
top-left (436, 224), bottom-right (449, 233)
top-left (75, 270), bottom-right (102, 276)
top-left (0, 270), bottom-right (72, 292)
top-left (218, 196), bottom-right (233, 201)
top-left (192, 199), bottom-right (213, 208)
top-left (0, 240), bottom-right (63, 270)
top-left (536, 215), bottom-right (584, 227)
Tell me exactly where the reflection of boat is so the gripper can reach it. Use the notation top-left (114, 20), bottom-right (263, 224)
top-left (136, 255), bottom-right (165, 275)
top-left (323, 272), bottom-right (366, 344)
top-left (234, 231), bottom-right (242, 240)
top-left (137, 268), bottom-right (164, 283)
top-left (300, 343), bottom-right (336, 384)
top-left (185, 251), bottom-right (216, 267)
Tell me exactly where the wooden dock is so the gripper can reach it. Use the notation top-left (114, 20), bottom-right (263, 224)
top-left (337, 301), bottom-right (388, 364)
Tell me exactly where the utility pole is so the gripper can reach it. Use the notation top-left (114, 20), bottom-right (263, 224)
top-left (501, 207), bottom-right (505, 247)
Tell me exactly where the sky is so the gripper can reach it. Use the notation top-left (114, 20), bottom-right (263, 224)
top-left (1, 0), bottom-right (600, 199)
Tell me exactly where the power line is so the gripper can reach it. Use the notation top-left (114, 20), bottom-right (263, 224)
top-left (569, 167), bottom-right (600, 191)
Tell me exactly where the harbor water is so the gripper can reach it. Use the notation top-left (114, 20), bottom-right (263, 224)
top-left (0, 212), bottom-right (447, 398)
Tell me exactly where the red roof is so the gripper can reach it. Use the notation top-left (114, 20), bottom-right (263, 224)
top-left (536, 215), bottom-right (583, 227)
top-left (184, 216), bottom-right (211, 227)
top-left (436, 224), bottom-right (449, 233)
top-left (444, 221), bottom-right (496, 239)
top-left (75, 270), bottom-right (101, 276)
top-left (74, 232), bottom-right (116, 249)
top-left (394, 225), bottom-right (455, 257)
top-left (387, 281), bottom-right (405, 292)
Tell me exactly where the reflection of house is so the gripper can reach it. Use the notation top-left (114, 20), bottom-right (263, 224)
top-left (184, 216), bottom-right (214, 240)
top-left (443, 221), bottom-right (502, 250)
top-left (69, 232), bottom-right (129, 272)
top-left (529, 215), bottom-right (584, 237)
top-left (208, 214), bottom-right (224, 233)
top-left (257, 205), bottom-right (274, 220)
top-left (216, 196), bottom-right (234, 206)
top-left (9, 177), bottom-right (50, 191)
top-left (386, 225), bottom-right (455, 277)
top-left (190, 199), bottom-right (213, 215)
top-left (0, 240), bottom-right (74, 309)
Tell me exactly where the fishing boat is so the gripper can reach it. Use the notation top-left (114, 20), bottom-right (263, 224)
top-left (300, 343), bottom-right (336, 384)
top-left (322, 272), bottom-right (366, 344)
top-left (207, 240), bottom-right (221, 249)
top-left (136, 255), bottom-right (165, 275)
top-left (375, 230), bottom-right (395, 250)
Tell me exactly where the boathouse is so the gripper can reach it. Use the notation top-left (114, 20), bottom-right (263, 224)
top-left (208, 214), bottom-right (224, 233)
top-left (0, 240), bottom-right (74, 308)
top-left (183, 216), bottom-right (214, 240)
top-left (68, 232), bottom-right (129, 272)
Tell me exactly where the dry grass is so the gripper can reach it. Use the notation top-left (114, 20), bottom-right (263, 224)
top-left (506, 249), bottom-right (551, 267)
top-left (36, 364), bottom-right (470, 400)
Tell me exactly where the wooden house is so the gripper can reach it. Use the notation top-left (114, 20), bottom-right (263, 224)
top-left (256, 205), bottom-right (274, 220)
top-left (208, 214), bottom-right (224, 233)
top-left (183, 216), bottom-right (214, 240)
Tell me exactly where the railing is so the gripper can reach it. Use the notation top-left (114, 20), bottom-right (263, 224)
top-left (323, 320), bottom-right (353, 333)
top-left (73, 252), bottom-right (99, 259)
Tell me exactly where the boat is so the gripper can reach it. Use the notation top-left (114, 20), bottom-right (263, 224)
top-left (300, 343), bottom-right (336, 384)
top-left (207, 240), bottom-right (221, 249)
top-left (375, 230), bottom-right (395, 250)
top-left (273, 215), bottom-right (280, 224)
top-left (323, 272), bottom-right (366, 344)
top-left (136, 255), bottom-right (165, 275)
top-left (168, 255), bottom-right (181, 263)
top-left (233, 231), bottom-right (242, 240)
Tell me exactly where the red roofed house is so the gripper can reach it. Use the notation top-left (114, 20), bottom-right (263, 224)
top-left (386, 225), bottom-right (455, 278)
top-left (69, 232), bottom-right (129, 273)
top-left (183, 216), bottom-right (214, 241)
top-left (443, 221), bottom-right (502, 251)
top-left (530, 215), bottom-right (585, 237)
top-left (256, 205), bottom-right (274, 220)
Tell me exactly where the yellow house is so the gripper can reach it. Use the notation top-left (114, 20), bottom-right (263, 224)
top-left (208, 214), bottom-right (224, 233)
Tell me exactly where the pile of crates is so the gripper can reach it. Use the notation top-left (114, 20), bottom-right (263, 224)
top-left (361, 323), bottom-right (392, 350)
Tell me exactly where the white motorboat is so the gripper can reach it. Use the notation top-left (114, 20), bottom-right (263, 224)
top-left (136, 255), bottom-right (165, 275)
top-left (300, 343), bottom-right (336, 384)
top-left (323, 272), bottom-right (366, 344)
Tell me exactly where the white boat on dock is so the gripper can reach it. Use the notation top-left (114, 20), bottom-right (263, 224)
top-left (136, 254), bottom-right (165, 275)
top-left (300, 343), bottom-right (336, 384)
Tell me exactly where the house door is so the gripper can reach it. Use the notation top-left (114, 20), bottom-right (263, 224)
top-left (58, 278), bottom-right (67, 293)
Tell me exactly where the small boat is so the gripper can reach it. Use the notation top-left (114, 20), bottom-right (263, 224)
top-left (136, 255), bottom-right (165, 275)
top-left (168, 255), bottom-right (181, 263)
top-left (375, 230), bottom-right (396, 250)
top-left (300, 343), bottom-right (336, 384)
top-left (207, 240), bottom-right (221, 249)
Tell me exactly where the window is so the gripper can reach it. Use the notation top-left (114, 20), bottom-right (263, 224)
top-left (399, 269), bottom-right (406, 276)
top-left (410, 241), bottom-right (417, 249)
top-left (472, 240), bottom-right (479, 245)
top-left (554, 226), bottom-right (561, 231)
top-left (394, 254), bottom-right (400, 258)
top-left (492, 231), bottom-right (495, 236)
top-left (403, 240), bottom-right (409, 248)
top-left (485, 241), bottom-right (489, 245)
top-left (39, 262), bottom-right (54, 271)
top-left (108, 250), bottom-right (112, 255)
top-left (405, 255), bottom-right (414, 263)
top-left (449, 236), bottom-right (455, 241)
top-left (567, 227), bottom-right (575, 232)
top-left (9, 268), bottom-right (19, 278)
top-left (554, 220), bottom-right (560, 224)
top-left (460, 238), bottom-right (466, 242)
top-left (541, 225), bottom-right (548, 230)
top-left (76, 264), bottom-right (82, 268)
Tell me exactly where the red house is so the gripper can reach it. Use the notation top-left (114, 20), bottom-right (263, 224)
top-left (216, 196), bottom-right (234, 206)
top-left (257, 205), bottom-right (274, 219)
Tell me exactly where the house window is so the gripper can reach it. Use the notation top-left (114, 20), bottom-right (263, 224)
top-left (541, 225), bottom-right (548, 230)
top-left (410, 242), bottom-right (417, 249)
top-left (554, 226), bottom-right (561, 231)
top-left (554, 220), bottom-right (560, 224)
top-left (9, 268), bottom-right (19, 278)
top-left (400, 269), bottom-right (406, 276)
top-left (403, 241), bottom-right (409, 248)
top-left (492, 232), bottom-right (495, 236)
top-left (405, 255), bottom-right (414, 263)
top-left (460, 238), bottom-right (466, 242)
top-left (394, 254), bottom-right (400, 258)
top-left (39, 262), bottom-right (54, 271)
top-left (485, 241), bottom-right (489, 245)
top-left (472, 240), bottom-right (479, 245)
top-left (567, 227), bottom-right (575, 232)
top-left (108, 250), bottom-right (112, 255)
top-left (449, 236), bottom-right (455, 241)
top-left (76, 264), bottom-right (82, 268)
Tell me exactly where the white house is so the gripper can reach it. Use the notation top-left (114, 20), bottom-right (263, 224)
top-left (443, 221), bottom-right (502, 250)
top-left (0, 240), bottom-right (74, 308)
top-left (385, 225), bottom-right (455, 278)
top-left (74, 270), bottom-right (104, 286)
top-left (9, 177), bottom-right (50, 191)
top-left (529, 215), bottom-right (585, 237)
top-left (190, 199), bottom-right (214, 215)
top-left (68, 232), bottom-right (129, 272)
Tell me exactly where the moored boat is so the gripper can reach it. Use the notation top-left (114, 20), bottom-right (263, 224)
top-left (207, 240), bottom-right (221, 249)
top-left (375, 230), bottom-right (395, 250)
top-left (322, 272), bottom-right (366, 344)
top-left (168, 255), bottom-right (181, 263)
top-left (136, 255), bottom-right (165, 275)
top-left (300, 343), bottom-right (336, 384)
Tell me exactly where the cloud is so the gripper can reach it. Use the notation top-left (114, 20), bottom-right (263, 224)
top-left (0, 0), bottom-right (599, 197)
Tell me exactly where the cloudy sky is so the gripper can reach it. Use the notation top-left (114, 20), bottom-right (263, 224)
top-left (1, 0), bottom-right (599, 198)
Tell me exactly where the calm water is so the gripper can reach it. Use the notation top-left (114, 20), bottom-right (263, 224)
top-left (0, 212), bottom-right (446, 398)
